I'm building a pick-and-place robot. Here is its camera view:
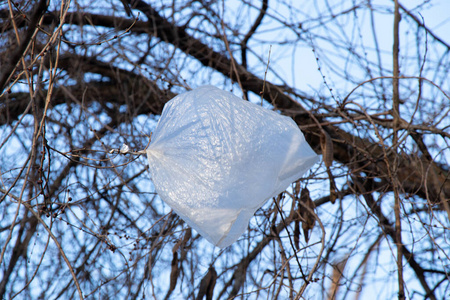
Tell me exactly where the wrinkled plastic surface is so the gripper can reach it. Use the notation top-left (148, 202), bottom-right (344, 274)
top-left (147, 86), bottom-right (319, 248)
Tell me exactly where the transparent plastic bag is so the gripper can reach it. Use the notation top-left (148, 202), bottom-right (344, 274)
top-left (146, 86), bottom-right (319, 248)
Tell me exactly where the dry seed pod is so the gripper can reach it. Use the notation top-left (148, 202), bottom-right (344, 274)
top-left (299, 188), bottom-right (315, 243)
top-left (294, 219), bottom-right (300, 250)
top-left (294, 180), bottom-right (301, 198)
top-left (321, 130), bottom-right (337, 203)
top-left (196, 266), bottom-right (218, 300)
top-left (328, 172), bottom-right (338, 204)
top-left (329, 256), bottom-right (350, 299)
top-left (320, 131), bottom-right (334, 168)
top-left (172, 227), bottom-right (192, 254)
top-left (165, 252), bottom-right (180, 300)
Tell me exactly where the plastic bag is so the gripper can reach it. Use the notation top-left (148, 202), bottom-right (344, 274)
top-left (146, 86), bottom-right (319, 248)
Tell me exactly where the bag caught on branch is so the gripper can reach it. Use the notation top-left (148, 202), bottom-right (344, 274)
top-left (146, 86), bottom-right (319, 248)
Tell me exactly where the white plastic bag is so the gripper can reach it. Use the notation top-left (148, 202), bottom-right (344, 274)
top-left (146, 86), bottom-right (319, 248)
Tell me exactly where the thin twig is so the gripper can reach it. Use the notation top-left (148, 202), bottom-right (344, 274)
top-left (261, 45), bottom-right (272, 106)
top-left (392, 1), bottom-right (405, 298)
top-left (21, 202), bottom-right (84, 299)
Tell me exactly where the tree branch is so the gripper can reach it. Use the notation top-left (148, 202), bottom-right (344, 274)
top-left (398, 3), bottom-right (450, 50)
top-left (1, 3), bottom-right (449, 205)
top-left (352, 176), bottom-right (437, 300)
top-left (0, 0), bottom-right (48, 93)
top-left (241, 0), bottom-right (269, 69)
